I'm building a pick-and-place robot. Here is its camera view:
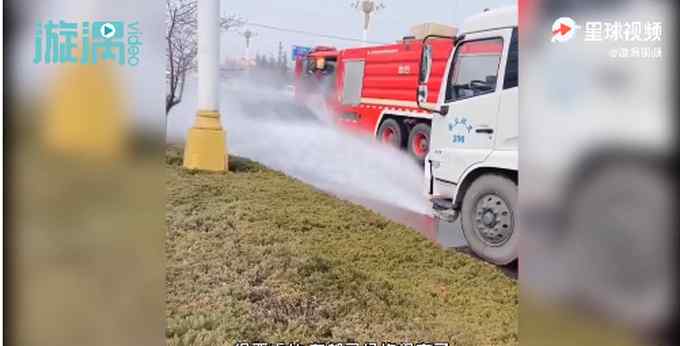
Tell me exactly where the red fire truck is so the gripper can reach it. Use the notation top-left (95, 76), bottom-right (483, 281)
top-left (294, 24), bottom-right (457, 162)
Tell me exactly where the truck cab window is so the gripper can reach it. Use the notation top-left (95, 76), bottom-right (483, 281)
top-left (320, 60), bottom-right (337, 98)
top-left (302, 58), bottom-right (337, 94)
top-left (446, 38), bottom-right (503, 101)
top-left (503, 29), bottom-right (518, 89)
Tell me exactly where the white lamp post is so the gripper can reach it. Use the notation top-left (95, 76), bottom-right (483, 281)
top-left (352, 0), bottom-right (385, 46)
top-left (183, 0), bottom-right (228, 171)
top-left (242, 29), bottom-right (255, 60)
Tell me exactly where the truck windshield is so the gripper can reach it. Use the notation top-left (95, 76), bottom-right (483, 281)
top-left (303, 57), bottom-right (337, 98)
top-left (447, 38), bottom-right (503, 101)
top-left (304, 58), bottom-right (336, 76)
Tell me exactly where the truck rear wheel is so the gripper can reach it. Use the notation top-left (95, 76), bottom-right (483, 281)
top-left (377, 118), bottom-right (405, 149)
top-left (461, 174), bottom-right (518, 265)
top-left (407, 123), bottom-right (430, 163)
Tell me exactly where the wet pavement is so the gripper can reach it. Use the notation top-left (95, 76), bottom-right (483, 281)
top-left (333, 191), bottom-right (518, 279)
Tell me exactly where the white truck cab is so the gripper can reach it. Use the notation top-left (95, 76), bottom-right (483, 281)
top-left (417, 6), bottom-right (518, 264)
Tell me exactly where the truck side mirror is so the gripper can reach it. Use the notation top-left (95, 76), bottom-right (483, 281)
top-left (419, 44), bottom-right (433, 84)
top-left (416, 36), bottom-right (453, 116)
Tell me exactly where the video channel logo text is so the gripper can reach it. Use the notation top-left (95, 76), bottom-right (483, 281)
top-left (33, 20), bottom-right (142, 66)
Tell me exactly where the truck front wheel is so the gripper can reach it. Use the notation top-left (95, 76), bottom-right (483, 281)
top-left (461, 174), bottom-right (518, 265)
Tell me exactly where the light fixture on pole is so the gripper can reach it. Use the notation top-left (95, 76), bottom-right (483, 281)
top-left (239, 28), bottom-right (258, 62)
top-left (351, 0), bottom-right (385, 46)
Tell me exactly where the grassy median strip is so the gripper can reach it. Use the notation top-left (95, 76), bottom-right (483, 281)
top-left (166, 147), bottom-right (518, 346)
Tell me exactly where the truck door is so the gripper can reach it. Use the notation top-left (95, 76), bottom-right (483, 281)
top-left (430, 29), bottom-right (511, 183)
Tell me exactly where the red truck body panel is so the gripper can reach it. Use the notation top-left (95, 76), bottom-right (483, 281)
top-left (332, 38), bottom-right (454, 134)
top-left (339, 39), bottom-right (452, 104)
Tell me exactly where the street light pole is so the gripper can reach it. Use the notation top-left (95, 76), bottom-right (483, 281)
top-left (237, 29), bottom-right (257, 68)
top-left (183, 0), bottom-right (228, 171)
top-left (243, 29), bottom-right (253, 60)
top-left (352, 0), bottom-right (384, 47)
top-left (362, 12), bottom-right (369, 44)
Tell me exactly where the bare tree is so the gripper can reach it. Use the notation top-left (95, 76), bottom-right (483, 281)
top-left (166, 0), bottom-right (242, 115)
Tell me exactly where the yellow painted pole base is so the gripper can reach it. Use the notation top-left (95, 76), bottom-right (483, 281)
top-left (183, 111), bottom-right (228, 172)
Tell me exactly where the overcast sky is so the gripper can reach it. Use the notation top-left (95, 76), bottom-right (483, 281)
top-left (220, 0), bottom-right (517, 61)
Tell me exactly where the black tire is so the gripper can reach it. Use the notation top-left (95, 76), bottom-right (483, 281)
top-left (461, 174), bottom-right (518, 265)
top-left (407, 123), bottom-right (431, 163)
top-left (377, 118), bottom-right (406, 148)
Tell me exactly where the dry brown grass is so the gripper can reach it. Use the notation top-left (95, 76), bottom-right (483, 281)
top-left (166, 147), bottom-right (517, 345)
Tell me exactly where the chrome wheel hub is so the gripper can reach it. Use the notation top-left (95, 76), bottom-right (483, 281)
top-left (474, 194), bottom-right (513, 246)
